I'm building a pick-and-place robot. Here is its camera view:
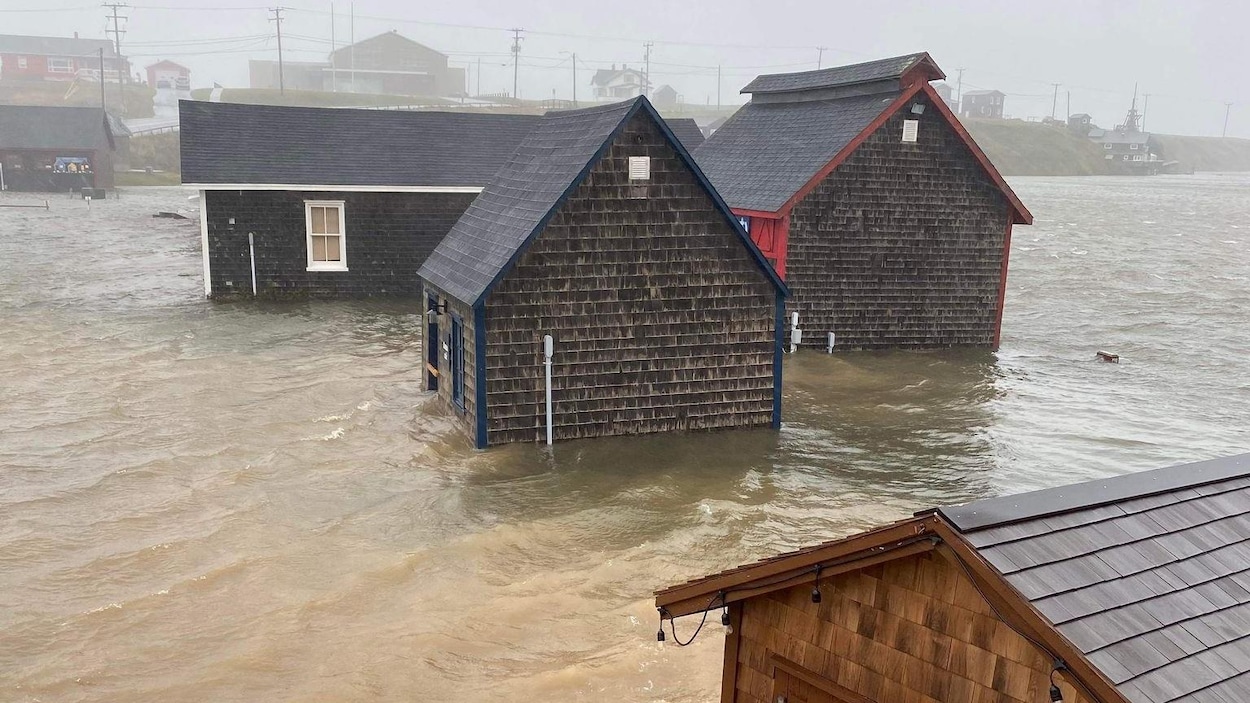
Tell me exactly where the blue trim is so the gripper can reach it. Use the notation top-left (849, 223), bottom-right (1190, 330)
top-left (449, 312), bottom-right (465, 411)
top-left (772, 290), bottom-right (784, 429)
top-left (473, 303), bottom-right (488, 449)
top-left (639, 97), bottom-right (790, 298)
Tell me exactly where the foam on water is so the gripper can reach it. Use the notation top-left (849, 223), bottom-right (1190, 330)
top-left (1, 176), bottom-right (1248, 702)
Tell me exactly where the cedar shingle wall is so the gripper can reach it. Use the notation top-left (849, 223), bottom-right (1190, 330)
top-left (205, 190), bottom-right (477, 297)
top-left (732, 552), bottom-right (1093, 703)
top-left (483, 114), bottom-right (777, 445)
top-left (426, 288), bottom-right (479, 444)
top-left (786, 95), bottom-right (1011, 349)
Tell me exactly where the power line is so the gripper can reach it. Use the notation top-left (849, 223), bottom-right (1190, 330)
top-left (510, 28), bottom-right (523, 99)
top-left (102, 2), bottom-right (127, 88)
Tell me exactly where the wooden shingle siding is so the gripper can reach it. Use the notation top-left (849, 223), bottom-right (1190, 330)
top-left (733, 552), bottom-right (1092, 703)
top-left (482, 114), bottom-right (776, 445)
top-left (786, 94), bottom-right (1011, 349)
top-left (205, 190), bottom-right (478, 297)
top-left (426, 288), bottom-right (479, 443)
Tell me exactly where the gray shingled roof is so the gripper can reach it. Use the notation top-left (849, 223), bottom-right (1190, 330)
top-left (419, 97), bottom-right (785, 306)
top-left (0, 34), bottom-right (116, 57)
top-left (665, 117), bottom-right (705, 150)
top-left (179, 101), bottom-right (541, 187)
top-left (693, 91), bottom-right (900, 213)
top-left (0, 105), bottom-right (114, 151)
top-left (941, 453), bottom-right (1250, 703)
top-left (741, 52), bottom-right (934, 95)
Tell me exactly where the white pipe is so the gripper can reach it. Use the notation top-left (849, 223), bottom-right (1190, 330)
top-left (248, 231), bottom-right (257, 296)
top-left (827, 332), bottom-right (836, 354)
top-left (0, 162), bottom-right (6, 191)
top-left (543, 334), bottom-right (554, 445)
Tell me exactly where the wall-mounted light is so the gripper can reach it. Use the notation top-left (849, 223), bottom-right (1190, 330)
top-left (425, 299), bottom-right (447, 321)
top-left (910, 102), bottom-right (926, 115)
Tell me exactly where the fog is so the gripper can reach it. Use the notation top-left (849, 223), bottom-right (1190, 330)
top-left (4, 1), bottom-right (1244, 135)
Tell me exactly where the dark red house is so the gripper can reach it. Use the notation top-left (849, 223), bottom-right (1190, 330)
top-left (0, 34), bottom-right (127, 83)
top-left (695, 53), bottom-right (1032, 350)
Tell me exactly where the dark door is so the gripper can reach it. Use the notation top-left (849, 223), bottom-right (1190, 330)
top-left (426, 294), bottom-right (439, 391)
top-left (449, 314), bottom-right (465, 409)
top-left (770, 654), bottom-right (869, 703)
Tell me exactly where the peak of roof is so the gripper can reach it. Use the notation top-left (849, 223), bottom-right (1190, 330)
top-left (937, 453), bottom-right (1250, 533)
top-left (741, 52), bottom-right (943, 95)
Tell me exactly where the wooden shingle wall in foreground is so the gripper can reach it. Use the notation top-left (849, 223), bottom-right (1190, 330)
top-left (787, 94), bottom-right (1011, 349)
top-left (731, 551), bottom-right (1091, 703)
top-left (482, 113), bottom-right (777, 444)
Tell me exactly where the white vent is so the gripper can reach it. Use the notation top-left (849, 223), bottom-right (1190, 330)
top-left (628, 156), bottom-right (651, 180)
top-left (901, 119), bottom-right (919, 143)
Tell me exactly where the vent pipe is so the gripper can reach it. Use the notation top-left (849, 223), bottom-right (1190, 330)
top-left (543, 334), bottom-right (554, 445)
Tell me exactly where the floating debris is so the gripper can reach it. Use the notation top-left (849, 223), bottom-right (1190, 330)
top-left (1097, 351), bottom-right (1120, 363)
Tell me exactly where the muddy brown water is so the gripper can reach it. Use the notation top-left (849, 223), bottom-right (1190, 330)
top-left (1, 175), bottom-right (1248, 702)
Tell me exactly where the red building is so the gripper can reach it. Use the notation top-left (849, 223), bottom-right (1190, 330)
top-left (695, 53), bottom-right (1031, 350)
top-left (145, 60), bottom-right (190, 90)
top-left (0, 34), bottom-right (127, 83)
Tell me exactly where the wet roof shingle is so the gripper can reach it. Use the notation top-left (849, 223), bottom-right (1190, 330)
top-left (740, 52), bottom-right (933, 94)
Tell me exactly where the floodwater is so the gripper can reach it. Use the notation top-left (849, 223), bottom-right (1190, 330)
top-left (1, 175), bottom-right (1247, 702)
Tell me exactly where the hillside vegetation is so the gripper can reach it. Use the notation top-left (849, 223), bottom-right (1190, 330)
top-left (1152, 134), bottom-right (1250, 172)
top-left (0, 81), bottom-right (155, 118)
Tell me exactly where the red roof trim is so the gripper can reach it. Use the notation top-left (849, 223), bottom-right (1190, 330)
top-left (900, 53), bottom-right (946, 85)
top-left (918, 83), bottom-right (1032, 225)
top-left (774, 84), bottom-right (924, 216)
top-left (731, 207), bottom-right (783, 220)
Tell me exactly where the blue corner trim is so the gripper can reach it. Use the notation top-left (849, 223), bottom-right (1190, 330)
top-left (772, 290), bottom-right (784, 429)
top-left (473, 303), bottom-right (488, 449)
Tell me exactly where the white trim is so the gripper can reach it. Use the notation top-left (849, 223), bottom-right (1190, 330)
top-left (199, 189), bottom-right (212, 297)
top-left (184, 183), bottom-right (485, 193)
top-left (305, 200), bottom-right (348, 272)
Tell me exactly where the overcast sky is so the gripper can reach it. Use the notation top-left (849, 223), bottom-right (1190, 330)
top-left (5, 0), bottom-right (1244, 137)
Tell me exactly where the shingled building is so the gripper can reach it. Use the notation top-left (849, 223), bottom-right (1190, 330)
top-left (419, 97), bottom-right (787, 447)
top-left (657, 452), bottom-right (1250, 703)
top-left (0, 105), bottom-right (118, 192)
top-left (696, 53), bottom-right (1032, 350)
top-left (180, 101), bottom-right (539, 297)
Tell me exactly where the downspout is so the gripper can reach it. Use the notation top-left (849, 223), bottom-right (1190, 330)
top-left (772, 289), bottom-right (784, 429)
top-left (247, 231), bottom-right (258, 296)
top-left (543, 334), bottom-right (554, 445)
top-left (473, 303), bottom-right (489, 449)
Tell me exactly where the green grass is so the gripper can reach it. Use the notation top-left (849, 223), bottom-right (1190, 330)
top-left (209, 88), bottom-right (456, 108)
top-left (0, 80), bottom-right (155, 118)
top-left (1152, 135), bottom-right (1250, 172)
top-left (128, 132), bottom-right (181, 173)
top-left (963, 119), bottom-right (1108, 176)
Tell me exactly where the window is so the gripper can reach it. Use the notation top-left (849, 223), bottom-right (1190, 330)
top-left (449, 314), bottom-right (465, 410)
top-left (1130, 143), bottom-right (1139, 150)
top-left (304, 200), bottom-right (347, 271)
top-left (901, 119), bottom-right (919, 143)
top-left (1133, 155), bottom-right (1144, 162)
top-left (1123, 155), bottom-right (1131, 161)
top-left (1105, 154), bottom-right (1115, 160)
top-left (1104, 143), bottom-right (1113, 149)
top-left (17, 56), bottom-right (27, 69)
top-left (47, 57), bottom-right (73, 73)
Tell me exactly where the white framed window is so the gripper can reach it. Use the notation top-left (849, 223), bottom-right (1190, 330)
top-left (305, 200), bottom-right (347, 271)
top-left (17, 56), bottom-right (27, 69)
top-left (1105, 154), bottom-right (1114, 160)
top-left (901, 119), bottom-right (920, 143)
top-left (47, 57), bottom-right (73, 73)
top-left (1104, 143), bottom-right (1113, 149)
top-left (1130, 143), bottom-right (1139, 150)
top-left (1133, 155), bottom-right (1144, 162)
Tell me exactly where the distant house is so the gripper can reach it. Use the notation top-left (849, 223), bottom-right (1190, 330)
top-left (145, 60), bottom-right (190, 90)
top-left (418, 97), bottom-right (787, 448)
top-left (590, 65), bottom-right (648, 99)
top-left (932, 81), bottom-right (957, 110)
top-left (1068, 112), bottom-right (1093, 134)
top-left (695, 53), bottom-right (1031, 350)
top-left (249, 31), bottom-right (464, 97)
top-left (657, 452), bottom-right (1250, 703)
top-left (179, 101), bottom-right (539, 298)
top-left (961, 89), bottom-right (1006, 119)
top-left (1091, 95), bottom-right (1162, 175)
top-left (652, 84), bottom-right (679, 109)
top-left (666, 117), bottom-right (705, 150)
top-left (0, 33), bottom-right (128, 84)
top-left (0, 105), bottom-right (118, 191)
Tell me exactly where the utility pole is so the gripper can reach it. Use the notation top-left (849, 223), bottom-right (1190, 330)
top-left (1224, 102), bottom-right (1234, 138)
top-left (955, 67), bottom-right (965, 115)
top-left (570, 53), bottom-right (577, 105)
top-left (643, 41), bottom-right (653, 97)
top-left (476, 56), bottom-right (481, 97)
top-left (1050, 83), bottom-right (1060, 120)
top-left (1142, 93), bottom-right (1150, 130)
top-left (102, 2), bottom-right (127, 82)
top-left (349, 2), bottom-right (355, 90)
top-left (330, 2), bottom-right (336, 92)
top-left (98, 47), bottom-right (106, 109)
top-left (716, 64), bottom-right (721, 110)
top-left (816, 46), bottom-right (827, 69)
top-left (269, 7), bottom-right (286, 94)
top-left (509, 28), bottom-right (523, 100)
top-left (1065, 90), bottom-right (1070, 122)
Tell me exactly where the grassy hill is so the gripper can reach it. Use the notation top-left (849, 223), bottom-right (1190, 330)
top-left (1153, 134), bottom-right (1250, 172)
top-left (963, 119), bottom-right (1107, 176)
top-left (0, 80), bottom-right (155, 118)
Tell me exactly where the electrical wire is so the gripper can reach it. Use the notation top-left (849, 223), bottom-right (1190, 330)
top-left (662, 591), bottom-right (725, 647)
